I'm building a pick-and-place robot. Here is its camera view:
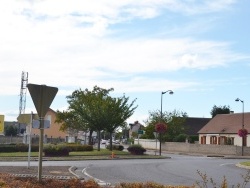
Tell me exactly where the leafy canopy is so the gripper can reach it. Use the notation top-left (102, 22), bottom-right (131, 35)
top-left (210, 105), bottom-right (231, 118)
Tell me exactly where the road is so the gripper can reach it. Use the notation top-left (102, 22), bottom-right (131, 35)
top-left (0, 154), bottom-right (249, 187)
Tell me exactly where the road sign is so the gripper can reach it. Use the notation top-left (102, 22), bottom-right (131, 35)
top-left (27, 83), bottom-right (58, 182)
top-left (138, 130), bottom-right (143, 134)
top-left (17, 114), bottom-right (39, 124)
top-left (27, 84), bottom-right (58, 118)
top-left (32, 119), bottom-right (50, 129)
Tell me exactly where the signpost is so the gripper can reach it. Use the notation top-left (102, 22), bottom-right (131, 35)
top-left (27, 84), bottom-right (58, 182)
top-left (138, 130), bottom-right (143, 134)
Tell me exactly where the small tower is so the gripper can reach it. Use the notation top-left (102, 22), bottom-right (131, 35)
top-left (18, 71), bottom-right (28, 134)
top-left (19, 71), bottom-right (28, 115)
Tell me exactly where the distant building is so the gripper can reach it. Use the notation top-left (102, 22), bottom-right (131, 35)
top-left (198, 112), bottom-right (250, 146)
top-left (129, 121), bottom-right (144, 138)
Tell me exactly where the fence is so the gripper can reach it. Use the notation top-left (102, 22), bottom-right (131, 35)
top-left (0, 136), bottom-right (23, 144)
top-left (0, 135), bottom-right (66, 145)
top-left (135, 139), bottom-right (250, 156)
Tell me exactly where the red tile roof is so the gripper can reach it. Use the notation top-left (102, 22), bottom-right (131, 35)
top-left (198, 113), bottom-right (250, 134)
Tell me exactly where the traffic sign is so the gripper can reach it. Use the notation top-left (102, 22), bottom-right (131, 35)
top-left (17, 114), bottom-right (39, 124)
top-left (138, 130), bottom-right (144, 134)
top-left (32, 119), bottom-right (50, 129)
top-left (27, 84), bottom-right (58, 117)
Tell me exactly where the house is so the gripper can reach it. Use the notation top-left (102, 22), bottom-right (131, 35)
top-left (198, 112), bottom-right (250, 146)
top-left (20, 108), bottom-right (70, 144)
top-left (30, 108), bottom-right (68, 139)
top-left (183, 117), bottom-right (211, 136)
top-left (129, 121), bottom-right (144, 138)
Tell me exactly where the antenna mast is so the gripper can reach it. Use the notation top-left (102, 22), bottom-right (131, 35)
top-left (19, 71), bottom-right (28, 115)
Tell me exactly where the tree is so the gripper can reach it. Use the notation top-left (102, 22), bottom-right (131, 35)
top-left (210, 105), bottom-right (231, 118)
top-left (57, 86), bottom-right (113, 148)
top-left (4, 125), bottom-right (18, 136)
top-left (143, 109), bottom-right (188, 142)
top-left (102, 95), bottom-right (137, 150)
top-left (56, 86), bottom-right (137, 151)
top-left (56, 110), bottom-right (90, 143)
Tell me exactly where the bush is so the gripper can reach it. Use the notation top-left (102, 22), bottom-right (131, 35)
top-left (0, 144), bottom-right (40, 153)
top-left (189, 135), bottom-right (199, 143)
top-left (15, 143), bottom-right (28, 152)
top-left (43, 145), bottom-right (70, 157)
top-left (0, 173), bottom-right (100, 188)
top-left (65, 144), bottom-right (93, 152)
top-left (106, 144), bottom-right (124, 151)
top-left (0, 144), bottom-right (16, 152)
top-left (127, 144), bottom-right (146, 155)
top-left (174, 134), bottom-right (188, 142)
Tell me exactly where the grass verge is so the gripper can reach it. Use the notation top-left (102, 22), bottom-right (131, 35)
top-left (0, 149), bottom-right (167, 161)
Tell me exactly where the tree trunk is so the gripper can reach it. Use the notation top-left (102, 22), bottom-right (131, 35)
top-left (88, 129), bottom-right (93, 145)
top-left (97, 130), bottom-right (101, 151)
top-left (109, 132), bottom-right (113, 151)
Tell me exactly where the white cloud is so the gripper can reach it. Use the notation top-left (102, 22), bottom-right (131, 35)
top-left (0, 1), bottom-right (246, 97)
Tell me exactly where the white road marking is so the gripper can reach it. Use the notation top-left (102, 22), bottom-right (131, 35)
top-left (220, 163), bottom-right (235, 166)
top-left (82, 167), bottom-right (111, 186)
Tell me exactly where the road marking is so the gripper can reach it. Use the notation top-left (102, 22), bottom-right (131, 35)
top-left (220, 163), bottom-right (235, 166)
top-left (82, 167), bottom-right (111, 186)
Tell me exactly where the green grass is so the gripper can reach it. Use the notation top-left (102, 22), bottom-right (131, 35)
top-left (0, 152), bottom-right (39, 157)
top-left (0, 149), bottom-right (127, 157)
top-left (240, 161), bottom-right (250, 166)
top-left (0, 148), bottom-right (167, 161)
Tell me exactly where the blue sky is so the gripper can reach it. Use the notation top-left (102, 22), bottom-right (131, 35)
top-left (0, 0), bottom-right (250, 124)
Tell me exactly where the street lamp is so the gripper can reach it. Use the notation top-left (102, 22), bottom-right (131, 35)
top-left (159, 90), bottom-right (174, 156)
top-left (235, 98), bottom-right (244, 156)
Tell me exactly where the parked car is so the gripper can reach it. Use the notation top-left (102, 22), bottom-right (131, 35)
top-left (106, 140), bottom-right (120, 145)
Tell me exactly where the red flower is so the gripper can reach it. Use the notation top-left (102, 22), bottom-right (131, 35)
top-left (238, 128), bottom-right (248, 137)
top-left (155, 123), bottom-right (167, 133)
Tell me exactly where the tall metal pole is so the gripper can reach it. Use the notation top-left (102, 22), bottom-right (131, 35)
top-left (28, 111), bottom-right (33, 169)
top-left (159, 90), bottom-right (173, 156)
top-left (38, 118), bottom-right (44, 181)
top-left (160, 93), bottom-right (163, 156)
top-left (235, 98), bottom-right (244, 156)
top-left (242, 100), bottom-right (244, 156)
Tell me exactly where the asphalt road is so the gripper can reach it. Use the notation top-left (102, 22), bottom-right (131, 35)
top-left (0, 154), bottom-right (249, 187)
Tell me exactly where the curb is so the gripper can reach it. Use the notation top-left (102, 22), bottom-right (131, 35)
top-left (68, 166), bottom-right (84, 180)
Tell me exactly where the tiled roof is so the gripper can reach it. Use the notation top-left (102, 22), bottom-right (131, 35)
top-left (198, 113), bottom-right (250, 134)
top-left (183, 117), bottom-right (211, 135)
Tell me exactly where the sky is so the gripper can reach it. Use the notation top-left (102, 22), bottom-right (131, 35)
top-left (0, 0), bottom-right (250, 125)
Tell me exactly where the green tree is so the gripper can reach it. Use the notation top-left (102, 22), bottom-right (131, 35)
top-left (143, 109), bottom-right (187, 142)
top-left (210, 105), bottom-right (231, 118)
top-left (103, 95), bottom-right (137, 150)
top-left (56, 86), bottom-right (137, 151)
top-left (62, 86), bottom-right (113, 149)
top-left (4, 125), bottom-right (18, 136)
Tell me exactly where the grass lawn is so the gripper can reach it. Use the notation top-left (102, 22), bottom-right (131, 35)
top-left (0, 149), bottom-right (128, 157)
top-left (0, 148), bottom-right (166, 161)
top-left (240, 161), bottom-right (250, 166)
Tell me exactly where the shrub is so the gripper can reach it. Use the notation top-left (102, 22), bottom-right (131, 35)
top-left (0, 173), bottom-right (100, 188)
top-left (64, 144), bottom-right (93, 152)
top-left (43, 145), bottom-right (70, 157)
top-left (189, 135), bottom-right (199, 143)
top-left (0, 144), bottom-right (17, 152)
top-left (127, 144), bottom-right (146, 155)
top-left (15, 143), bottom-right (28, 152)
top-left (174, 134), bottom-right (188, 142)
top-left (106, 144), bottom-right (124, 151)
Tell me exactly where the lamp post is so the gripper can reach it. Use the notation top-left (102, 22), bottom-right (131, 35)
top-left (235, 98), bottom-right (244, 156)
top-left (160, 90), bottom-right (174, 156)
